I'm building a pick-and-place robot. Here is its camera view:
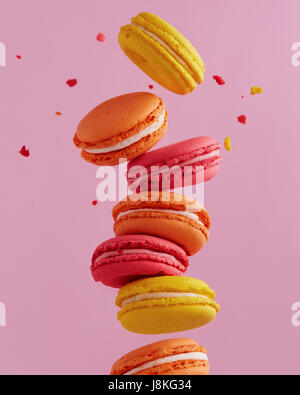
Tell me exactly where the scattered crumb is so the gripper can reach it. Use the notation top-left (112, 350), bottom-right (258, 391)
top-left (213, 75), bottom-right (226, 85)
top-left (224, 137), bottom-right (231, 151)
top-left (148, 84), bottom-right (154, 89)
top-left (250, 86), bottom-right (263, 95)
top-left (55, 111), bottom-right (62, 116)
top-left (237, 114), bottom-right (247, 124)
top-left (96, 33), bottom-right (106, 42)
top-left (19, 145), bottom-right (30, 157)
top-left (16, 55), bottom-right (22, 59)
top-left (66, 79), bottom-right (77, 87)
top-left (92, 200), bottom-right (98, 206)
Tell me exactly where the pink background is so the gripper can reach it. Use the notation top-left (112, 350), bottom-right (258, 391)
top-left (0, 0), bottom-right (300, 375)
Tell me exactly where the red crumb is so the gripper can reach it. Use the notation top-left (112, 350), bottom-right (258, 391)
top-left (92, 200), bottom-right (98, 206)
top-left (96, 33), bottom-right (106, 42)
top-left (66, 79), bottom-right (77, 87)
top-left (241, 96), bottom-right (244, 99)
top-left (19, 145), bottom-right (30, 157)
top-left (148, 84), bottom-right (154, 89)
top-left (237, 115), bottom-right (247, 124)
top-left (213, 75), bottom-right (226, 85)
top-left (16, 55), bottom-right (22, 59)
top-left (55, 111), bottom-right (62, 116)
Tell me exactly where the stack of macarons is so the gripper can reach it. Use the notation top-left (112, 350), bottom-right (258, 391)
top-left (73, 12), bottom-right (222, 375)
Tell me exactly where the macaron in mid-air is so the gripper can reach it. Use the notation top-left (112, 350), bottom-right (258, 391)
top-left (127, 136), bottom-right (222, 192)
top-left (112, 191), bottom-right (210, 256)
top-left (73, 92), bottom-right (168, 166)
top-left (119, 12), bottom-right (205, 95)
top-left (91, 235), bottom-right (189, 288)
top-left (116, 276), bottom-right (220, 334)
top-left (111, 338), bottom-right (210, 375)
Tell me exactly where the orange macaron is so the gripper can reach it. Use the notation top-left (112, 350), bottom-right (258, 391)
top-left (112, 191), bottom-right (210, 255)
top-left (73, 92), bottom-right (168, 166)
top-left (110, 338), bottom-right (210, 375)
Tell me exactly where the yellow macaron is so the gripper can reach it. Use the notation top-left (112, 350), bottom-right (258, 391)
top-left (116, 276), bottom-right (220, 334)
top-left (118, 12), bottom-right (205, 95)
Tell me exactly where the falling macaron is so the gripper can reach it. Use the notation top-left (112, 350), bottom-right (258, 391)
top-left (116, 276), bottom-right (220, 334)
top-left (111, 338), bottom-right (210, 375)
top-left (127, 136), bottom-right (222, 191)
top-left (91, 235), bottom-right (189, 288)
top-left (119, 12), bottom-right (205, 95)
top-left (73, 92), bottom-right (168, 166)
top-left (112, 191), bottom-right (210, 256)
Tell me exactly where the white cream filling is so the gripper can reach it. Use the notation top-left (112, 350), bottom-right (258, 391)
top-left (121, 292), bottom-right (208, 308)
top-left (84, 110), bottom-right (165, 154)
top-left (95, 248), bottom-right (182, 266)
top-left (123, 352), bottom-right (208, 375)
top-left (116, 208), bottom-right (203, 226)
top-left (181, 149), bottom-right (221, 166)
top-left (131, 23), bottom-right (195, 79)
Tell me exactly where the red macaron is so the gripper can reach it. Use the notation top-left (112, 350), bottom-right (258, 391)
top-left (91, 235), bottom-right (189, 288)
top-left (127, 136), bottom-right (221, 192)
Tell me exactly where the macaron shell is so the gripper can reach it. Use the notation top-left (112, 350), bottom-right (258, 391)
top-left (92, 235), bottom-right (188, 287)
top-left (134, 360), bottom-right (209, 375)
top-left (119, 25), bottom-right (196, 95)
top-left (75, 92), bottom-right (162, 145)
top-left (92, 259), bottom-right (185, 288)
top-left (159, 364), bottom-right (209, 375)
top-left (133, 12), bottom-right (205, 84)
top-left (127, 136), bottom-right (221, 189)
top-left (112, 192), bottom-right (210, 228)
top-left (203, 161), bottom-right (221, 182)
top-left (110, 338), bottom-right (207, 375)
top-left (114, 214), bottom-right (208, 256)
top-left (80, 120), bottom-right (167, 166)
top-left (118, 303), bottom-right (218, 334)
top-left (128, 137), bottom-right (220, 169)
top-left (92, 234), bottom-right (189, 264)
top-left (128, 162), bottom-right (219, 192)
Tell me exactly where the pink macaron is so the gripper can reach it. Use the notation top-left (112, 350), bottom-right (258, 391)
top-left (91, 235), bottom-right (189, 288)
top-left (127, 136), bottom-right (221, 192)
